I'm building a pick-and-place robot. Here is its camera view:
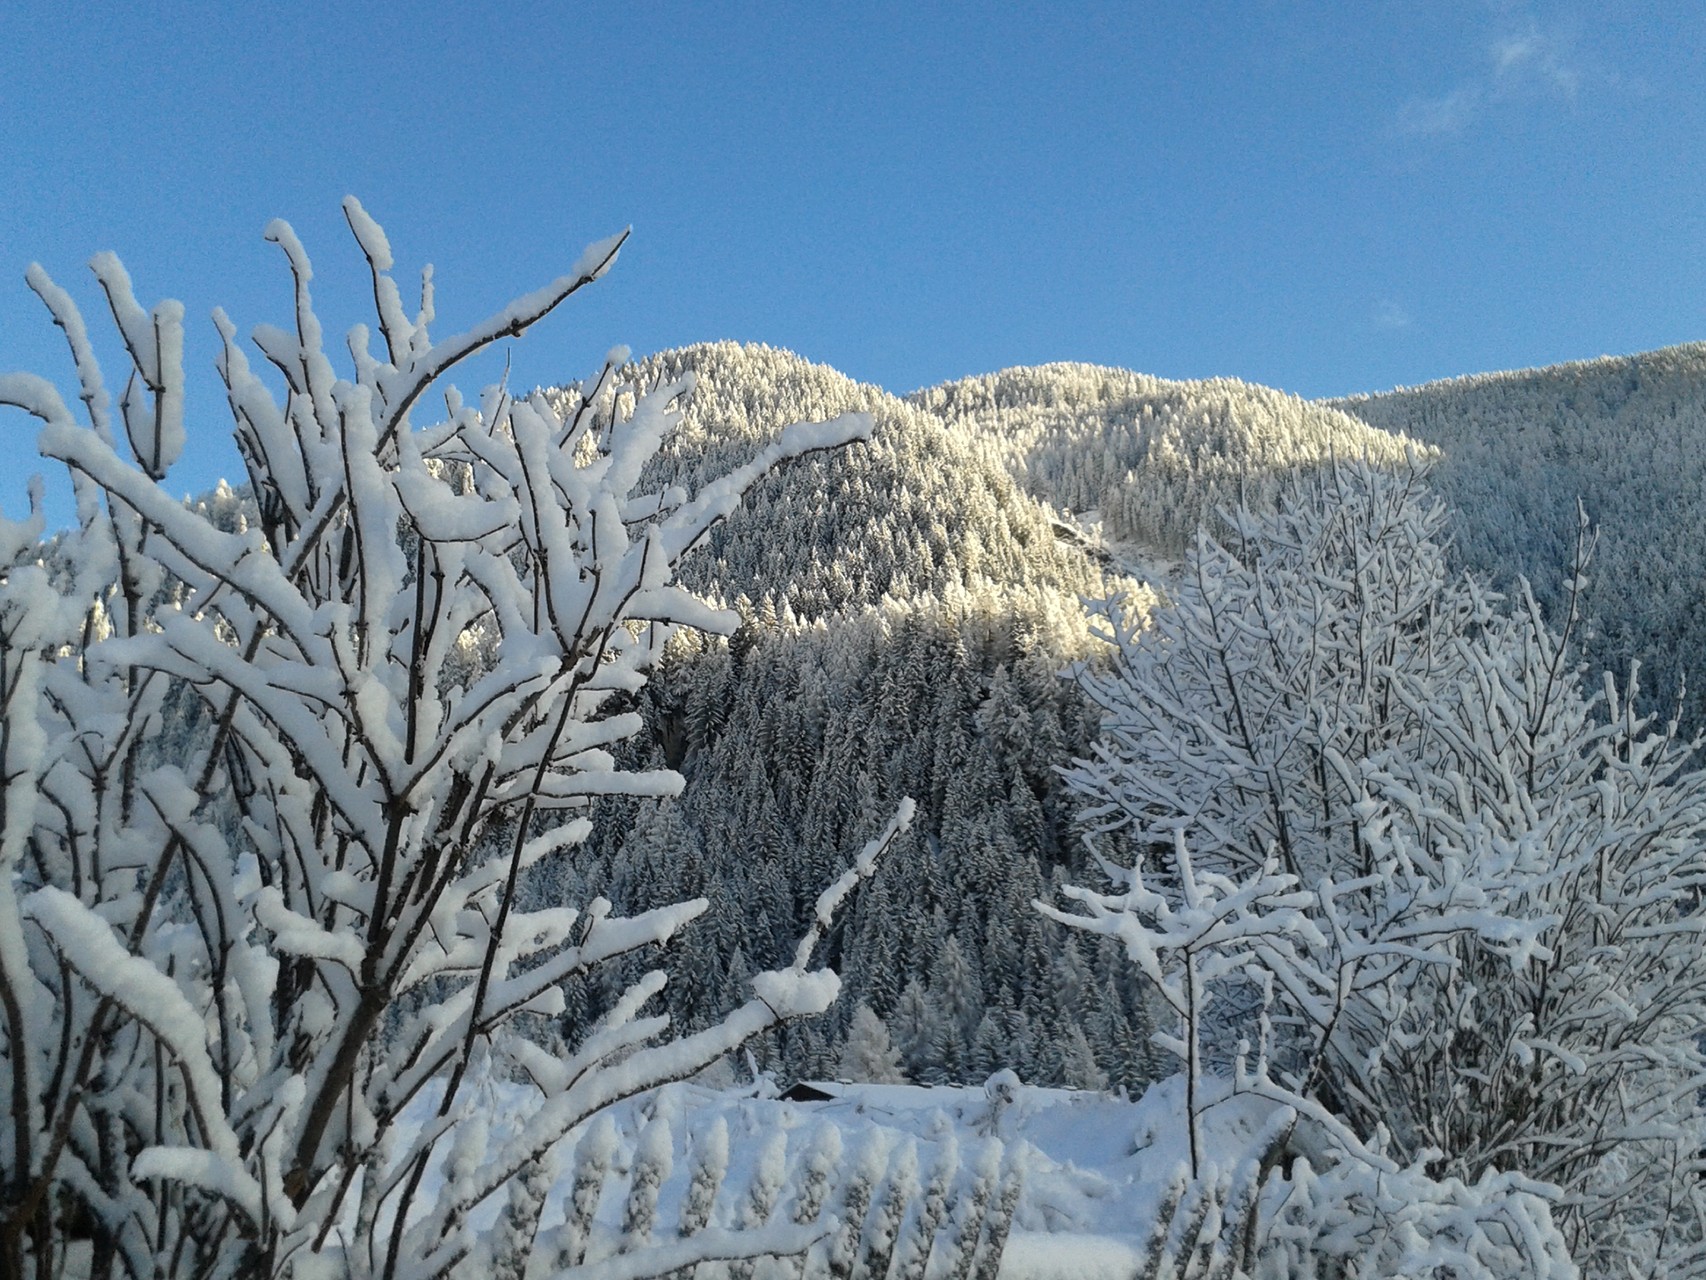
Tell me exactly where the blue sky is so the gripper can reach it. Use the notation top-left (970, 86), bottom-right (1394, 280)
top-left (2, 1), bottom-right (1702, 523)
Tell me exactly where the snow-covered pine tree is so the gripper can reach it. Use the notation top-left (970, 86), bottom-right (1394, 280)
top-left (837, 1003), bottom-right (906, 1084)
top-left (889, 978), bottom-right (934, 1080)
top-left (0, 202), bottom-right (911, 1279)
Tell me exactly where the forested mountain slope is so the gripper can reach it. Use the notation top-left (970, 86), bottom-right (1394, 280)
top-left (542, 344), bottom-right (1159, 1090)
top-left (568, 343), bottom-right (1111, 619)
top-left (901, 347), bottom-right (1706, 724)
top-left (1333, 343), bottom-right (1706, 722)
top-left (911, 362), bottom-right (1427, 555)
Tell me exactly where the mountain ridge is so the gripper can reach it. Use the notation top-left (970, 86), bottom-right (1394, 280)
top-left (1330, 339), bottom-right (1706, 403)
top-left (600, 336), bottom-right (1706, 727)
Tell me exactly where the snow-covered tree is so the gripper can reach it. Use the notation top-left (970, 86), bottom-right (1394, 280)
top-left (836, 1003), bottom-right (906, 1084)
top-left (0, 203), bottom-right (910, 1278)
top-left (1050, 459), bottom-right (1706, 1275)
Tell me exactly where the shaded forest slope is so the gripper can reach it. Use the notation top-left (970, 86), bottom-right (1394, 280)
top-left (1331, 344), bottom-right (1706, 718)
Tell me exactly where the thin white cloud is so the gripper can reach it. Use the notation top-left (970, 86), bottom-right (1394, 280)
top-left (1491, 23), bottom-right (1580, 97)
top-left (1395, 9), bottom-right (1587, 138)
top-left (1396, 86), bottom-right (1482, 138)
top-left (1373, 299), bottom-right (1413, 331)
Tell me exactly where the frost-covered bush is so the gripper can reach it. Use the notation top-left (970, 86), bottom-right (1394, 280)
top-left (1050, 460), bottom-right (1706, 1276)
top-left (0, 202), bottom-right (905, 1278)
top-left (1045, 830), bottom-right (1577, 1278)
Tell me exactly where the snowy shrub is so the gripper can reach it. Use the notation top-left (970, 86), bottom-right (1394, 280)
top-left (1047, 831), bottom-right (1576, 1278)
top-left (0, 202), bottom-right (911, 1278)
top-left (1049, 460), bottom-right (1706, 1275)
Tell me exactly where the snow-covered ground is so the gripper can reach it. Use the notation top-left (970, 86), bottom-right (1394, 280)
top-left (382, 1071), bottom-right (1270, 1279)
top-left (766, 1075), bottom-right (1280, 1279)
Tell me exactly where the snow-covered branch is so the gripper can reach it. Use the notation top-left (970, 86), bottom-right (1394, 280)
top-left (0, 203), bottom-right (878, 1279)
